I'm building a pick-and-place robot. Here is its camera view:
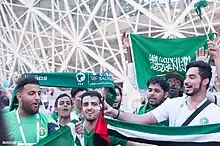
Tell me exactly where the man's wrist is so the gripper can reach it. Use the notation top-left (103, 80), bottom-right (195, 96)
top-left (113, 109), bottom-right (120, 119)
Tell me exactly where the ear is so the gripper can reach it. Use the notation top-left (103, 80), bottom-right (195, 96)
top-left (164, 91), bottom-right (169, 99)
top-left (203, 78), bottom-right (209, 86)
top-left (54, 107), bottom-right (58, 112)
top-left (16, 93), bottom-right (22, 102)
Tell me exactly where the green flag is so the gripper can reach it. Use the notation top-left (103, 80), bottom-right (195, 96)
top-left (194, 0), bottom-right (208, 20)
top-left (9, 72), bottom-right (116, 111)
top-left (130, 33), bottom-right (214, 89)
top-left (36, 121), bottom-right (82, 146)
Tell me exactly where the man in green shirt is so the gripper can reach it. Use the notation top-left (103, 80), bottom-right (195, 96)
top-left (4, 76), bottom-right (58, 146)
top-left (135, 77), bottom-right (169, 126)
top-left (81, 90), bottom-right (148, 146)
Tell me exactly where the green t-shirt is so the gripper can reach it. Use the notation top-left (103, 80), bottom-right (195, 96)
top-left (4, 110), bottom-right (56, 145)
top-left (135, 102), bottom-right (169, 126)
top-left (84, 128), bottom-right (128, 146)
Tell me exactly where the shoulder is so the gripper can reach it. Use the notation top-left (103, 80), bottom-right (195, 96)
top-left (163, 97), bottom-right (185, 105)
top-left (39, 112), bottom-right (57, 124)
top-left (3, 110), bottom-right (16, 120)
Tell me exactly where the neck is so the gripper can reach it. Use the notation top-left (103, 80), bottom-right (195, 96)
top-left (59, 117), bottom-right (71, 125)
top-left (18, 106), bottom-right (34, 117)
top-left (84, 119), bottom-right (97, 132)
top-left (188, 90), bottom-right (206, 109)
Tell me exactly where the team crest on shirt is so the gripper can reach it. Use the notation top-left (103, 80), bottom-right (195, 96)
top-left (39, 127), bottom-right (47, 138)
top-left (200, 117), bottom-right (209, 125)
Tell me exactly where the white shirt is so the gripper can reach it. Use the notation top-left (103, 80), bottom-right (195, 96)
top-left (152, 97), bottom-right (220, 126)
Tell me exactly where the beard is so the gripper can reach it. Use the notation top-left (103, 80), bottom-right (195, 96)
top-left (21, 99), bottom-right (39, 115)
top-left (185, 81), bottom-right (202, 96)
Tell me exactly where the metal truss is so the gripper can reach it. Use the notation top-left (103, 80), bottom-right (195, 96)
top-left (0, 0), bottom-right (220, 87)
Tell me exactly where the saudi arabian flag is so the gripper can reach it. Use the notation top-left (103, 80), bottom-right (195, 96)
top-left (105, 118), bottom-right (220, 145)
top-left (130, 33), bottom-right (214, 89)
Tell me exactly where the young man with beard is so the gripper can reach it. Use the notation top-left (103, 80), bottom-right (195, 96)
top-left (135, 77), bottom-right (169, 113)
top-left (104, 60), bottom-right (220, 126)
top-left (4, 77), bottom-right (83, 146)
top-left (4, 76), bottom-right (58, 145)
top-left (82, 91), bottom-right (149, 146)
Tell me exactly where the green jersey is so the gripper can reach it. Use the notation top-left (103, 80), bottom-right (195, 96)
top-left (4, 110), bottom-right (57, 146)
top-left (84, 128), bottom-right (127, 146)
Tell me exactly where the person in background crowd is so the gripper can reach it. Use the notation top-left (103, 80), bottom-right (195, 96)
top-left (54, 93), bottom-right (74, 127)
top-left (112, 85), bottom-right (123, 110)
top-left (71, 88), bottom-right (88, 120)
top-left (104, 60), bottom-right (220, 127)
top-left (81, 90), bottom-right (149, 146)
top-left (0, 96), bottom-right (10, 113)
top-left (165, 73), bottom-right (184, 98)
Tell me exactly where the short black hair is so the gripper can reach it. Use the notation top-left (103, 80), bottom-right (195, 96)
top-left (147, 77), bottom-right (170, 92)
top-left (16, 76), bottom-right (39, 92)
top-left (81, 91), bottom-right (102, 105)
top-left (1, 96), bottom-right (9, 107)
top-left (70, 88), bottom-right (88, 98)
top-left (54, 93), bottom-right (72, 108)
top-left (115, 85), bottom-right (122, 97)
top-left (186, 60), bottom-right (212, 89)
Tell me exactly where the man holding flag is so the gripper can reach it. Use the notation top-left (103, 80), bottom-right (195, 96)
top-left (81, 90), bottom-right (149, 146)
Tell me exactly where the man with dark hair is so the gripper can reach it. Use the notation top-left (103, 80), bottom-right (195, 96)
top-left (136, 77), bottom-right (169, 115)
top-left (1, 96), bottom-right (10, 113)
top-left (112, 85), bottom-right (123, 110)
top-left (104, 60), bottom-right (220, 127)
top-left (81, 90), bottom-right (147, 146)
top-left (4, 76), bottom-right (83, 145)
top-left (54, 93), bottom-right (73, 127)
top-left (4, 76), bottom-right (58, 145)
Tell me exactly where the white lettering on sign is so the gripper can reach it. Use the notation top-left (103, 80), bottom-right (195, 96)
top-left (149, 54), bottom-right (191, 73)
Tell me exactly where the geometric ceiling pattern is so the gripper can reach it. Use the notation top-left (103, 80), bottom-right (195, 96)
top-left (0, 0), bottom-right (220, 87)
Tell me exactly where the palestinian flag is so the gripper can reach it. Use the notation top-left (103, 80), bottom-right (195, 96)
top-left (130, 33), bottom-right (214, 89)
top-left (93, 113), bottom-right (109, 146)
top-left (106, 118), bottom-right (220, 146)
top-left (36, 122), bottom-right (83, 146)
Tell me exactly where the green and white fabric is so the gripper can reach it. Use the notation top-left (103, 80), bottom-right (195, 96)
top-left (106, 118), bottom-right (220, 145)
top-left (130, 33), bottom-right (214, 89)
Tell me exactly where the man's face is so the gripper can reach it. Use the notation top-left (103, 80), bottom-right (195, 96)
top-left (56, 96), bottom-right (72, 118)
top-left (147, 83), bottom-right (167, 107)
top-left (184, 67), bottom-right (204, 96)
top-left (112, 88), bottom-right (122, 109)
top-left (18, 84), bottom-right (41, 115)
top-left (166, 77), bottom-right (183, 98)
top-left (73, 90), bottom-right (86, 109)
top-left (82, 96), bottom-right (101, 122)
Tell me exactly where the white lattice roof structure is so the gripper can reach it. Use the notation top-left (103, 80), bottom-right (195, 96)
top-left (0, 0), bottom-right (220, 87)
